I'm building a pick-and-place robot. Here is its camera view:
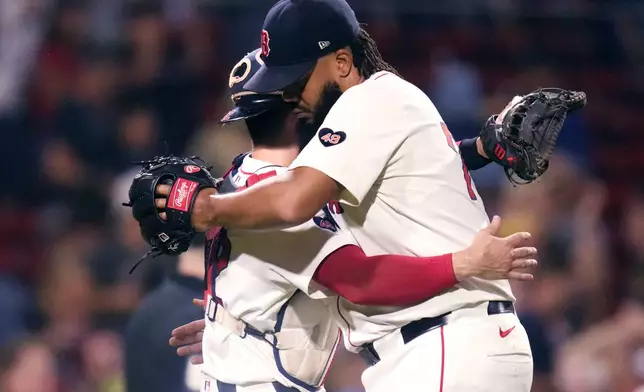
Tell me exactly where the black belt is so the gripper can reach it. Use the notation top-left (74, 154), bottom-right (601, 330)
top-left (359, 301), bottom-right (515, 366)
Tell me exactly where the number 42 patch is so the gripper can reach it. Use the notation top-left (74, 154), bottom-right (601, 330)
top-left (318, 128), bottom-right (346, 147)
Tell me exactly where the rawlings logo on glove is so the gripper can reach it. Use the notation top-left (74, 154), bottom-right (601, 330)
top-left (168, 179), bottom-right (199, 211)
top-left (122, 155), bottom-right (219, 272)
top-left (480, 88), bottom-right (587, 185)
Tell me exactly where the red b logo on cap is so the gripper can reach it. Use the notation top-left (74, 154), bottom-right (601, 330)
top-left (261, 30), bottom-right (271, 57)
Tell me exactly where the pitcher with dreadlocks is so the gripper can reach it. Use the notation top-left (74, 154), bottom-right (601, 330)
top-left (159, 47), bottom-right (540, 392)
top-left (153, 1), bottom-right (542, 390)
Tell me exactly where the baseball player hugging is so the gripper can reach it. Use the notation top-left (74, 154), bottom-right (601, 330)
top-left (123, 0), bottom-right (585, 391)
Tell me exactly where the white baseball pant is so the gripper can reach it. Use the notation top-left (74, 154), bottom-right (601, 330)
top-left (360, 302), bottom-right (533, 392)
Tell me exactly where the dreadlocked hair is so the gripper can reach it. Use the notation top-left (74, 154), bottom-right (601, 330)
top-left (349, 27), bottom-right (400, 79)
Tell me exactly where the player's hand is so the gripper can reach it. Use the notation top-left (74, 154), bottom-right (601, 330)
top-left (155, 184), bottom-right (218, 231)
top-left (479, 115), bottom-right (522, 169)
top-left (452, 215), bottom-right (537, 281)
top-left (169, 299), bottom-right (206, 364)
top-left (154, 184), bottom-right (171, 221)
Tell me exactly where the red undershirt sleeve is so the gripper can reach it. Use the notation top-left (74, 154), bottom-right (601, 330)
top-left (312, 244), bottom-right (458, 306)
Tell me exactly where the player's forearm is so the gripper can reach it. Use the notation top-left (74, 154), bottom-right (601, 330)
top-left (457, 137), bottom-right (492, 170)
top-left (195, 176), bottom-right (304, 230)
top-left (193, 169), bottom-right (332, 230)
top-left (313, 245), bottom-right (458, 306)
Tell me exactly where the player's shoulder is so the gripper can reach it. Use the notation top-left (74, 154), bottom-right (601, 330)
top-left (338, 71), bottom-right (432, 114)
top-left (358, 71), bottom-right (424, 98)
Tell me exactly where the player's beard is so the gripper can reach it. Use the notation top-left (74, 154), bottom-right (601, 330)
top-left (296, 82), bottom-right (343, 150)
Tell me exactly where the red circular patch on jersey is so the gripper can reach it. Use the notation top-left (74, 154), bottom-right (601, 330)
top-left (261, 30), bottom-right (271, 57)
top-left (184, 165), bottom-right (201, 174)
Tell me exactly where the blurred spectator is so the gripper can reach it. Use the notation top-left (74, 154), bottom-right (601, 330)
top-left (557, 302), bottom-right (644, 392)
top-left (53, 45), bottom-right (122, 172)
top-left (427, 47), bottom-right (483, 138)
top-left (85, 169), bottom-right (172, 333)
top-left (0, 0), bottom-right (52, 115)
top-left (81, 331), bottom-right (125, 392)
top-left (85, 0), bottom-right (123, 44)
top-left (1, 338), bottom-right (59, 392)
top-left (39, 231), bottom-right (95, 353)
top-left (0, 277), bottom-right (30, 345)
top-left (123, 2), bottom-right (168, 87)
top-left (622, 189), bottom-right (644, 303)
top-left (125, 239), bottom-right (204, 392)
top-left (499, 155), bottom-right (610, 392)
top-left (39, 139), bottom-right (109, 235)
top-left (114, 104), bottom-right (160, 169)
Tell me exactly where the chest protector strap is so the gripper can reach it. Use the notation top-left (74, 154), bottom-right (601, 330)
top-left (209, 297), bottom-right (339, 388)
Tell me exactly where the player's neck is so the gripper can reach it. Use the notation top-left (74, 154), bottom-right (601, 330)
top-left (338, 70), bottom-right (364, 92)
top-left (250, 145), bottom-right (299, 167)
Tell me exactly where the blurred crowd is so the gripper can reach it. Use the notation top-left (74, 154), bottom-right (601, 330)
top-left (1, 0), bottom-right (643, 391)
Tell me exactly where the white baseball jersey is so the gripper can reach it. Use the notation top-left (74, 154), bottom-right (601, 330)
top-left (201, 154), bottom-right (356, 390)
top-left (290, 71), bottom-right (515, 350)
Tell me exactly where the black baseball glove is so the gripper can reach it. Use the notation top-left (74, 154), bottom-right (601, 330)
top-left (480, 88), bottom-right (587, 185)
top-left (123, 155), bottom-right (218, 272)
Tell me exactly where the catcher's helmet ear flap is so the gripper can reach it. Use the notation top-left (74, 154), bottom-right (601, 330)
top-left (220, 48), bottom-right (285, 124)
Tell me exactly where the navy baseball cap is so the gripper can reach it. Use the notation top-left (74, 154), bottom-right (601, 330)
top-left (220, 48), bottom-right (284, 124)
top-left (243, 0), bottom-right (360, 93)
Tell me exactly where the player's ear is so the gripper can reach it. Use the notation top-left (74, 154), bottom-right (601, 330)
top-left (334, 48), bottom-right (353, 79)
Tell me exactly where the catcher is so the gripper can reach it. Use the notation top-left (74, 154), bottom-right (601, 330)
top-left (122, 50), bottom-right (575, 391)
